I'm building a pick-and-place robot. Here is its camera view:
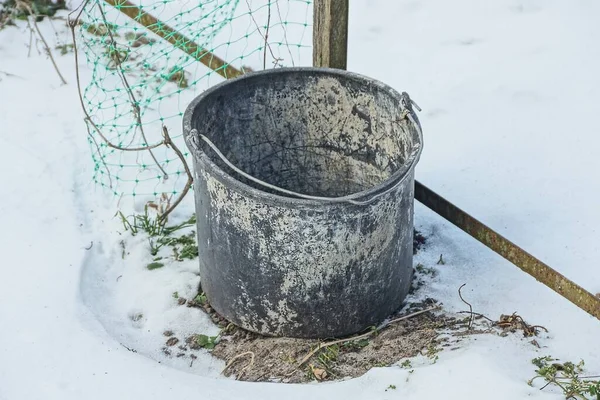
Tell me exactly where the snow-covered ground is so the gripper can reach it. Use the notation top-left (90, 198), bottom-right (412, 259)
top-left (1, 0), bottom-right (600, 399)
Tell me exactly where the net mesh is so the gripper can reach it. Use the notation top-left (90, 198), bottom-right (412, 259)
top-left (75, 0), bottom-right (312, 205)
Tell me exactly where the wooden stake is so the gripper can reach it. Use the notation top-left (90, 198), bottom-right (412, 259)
top-left (313, 0), bottom-right (349, 69)
top-left (102, 0), bottom-right (243, 79)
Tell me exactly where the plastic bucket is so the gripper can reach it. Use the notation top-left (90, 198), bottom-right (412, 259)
top-left (183, 67), bottom-right (423, 338)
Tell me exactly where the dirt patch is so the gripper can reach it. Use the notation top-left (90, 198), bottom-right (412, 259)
top-left (155, 230), bottom-right (549, 382)
top-left (211, 300), bottom-right (468, 383)
top-left (163, 287), bottom-right (545, 382)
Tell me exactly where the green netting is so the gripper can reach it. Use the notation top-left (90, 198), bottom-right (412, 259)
top-left (76, 0), bottom-right (312, 206)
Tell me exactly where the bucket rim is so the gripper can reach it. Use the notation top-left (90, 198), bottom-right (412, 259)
top-left (182, 67), bottom-right (423, 206)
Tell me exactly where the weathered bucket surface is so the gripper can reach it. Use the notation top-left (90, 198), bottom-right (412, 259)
top-left (183, 68), bottom-right (423, 339)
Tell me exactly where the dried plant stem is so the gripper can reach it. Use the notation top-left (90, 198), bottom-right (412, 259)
top-left (27, 28), bottom-right (33, 57)
top-left (0, 70), bottom-right (25, 80)
top-left (69, 19), bottom-right (162, 149)
top-left (31, 18), bottom-right (67, 84)
top-left (275, 0), bottom-right (294, 66)
top-left (69, 11), bottom-right (113, 187)
top-left (68, 3), bottom-right (195, 218)
top-left (15, 0), bottom-right (67, 84)
top-left (244, 0), bottom-right (281, 69)
top-left (222, 351), bottom-right (255, 378)
top-left (458, 283), bottom-right (474, 330)
top-left (263, 1), bottom-right (271, 69)
top-left (159, 126), bottom-right (194, 224)
top-left (455, 310), bottom-right (495, 324)
top-left (297, 306), bottom-right (439, 368)
top-left (95, 2), bottom-right (168, 179)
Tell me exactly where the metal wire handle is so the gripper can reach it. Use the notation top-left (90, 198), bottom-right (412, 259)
top-left (188, 96), bottom-right (422, 206)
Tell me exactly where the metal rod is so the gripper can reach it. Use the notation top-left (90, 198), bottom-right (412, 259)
top-left (102, 0), bottom-right (243, 79)
top-left (414, 180), bottom-right (600, 321)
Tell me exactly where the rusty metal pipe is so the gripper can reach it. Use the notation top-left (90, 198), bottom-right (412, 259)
top-left (414, 180), bottom-right (600, 321)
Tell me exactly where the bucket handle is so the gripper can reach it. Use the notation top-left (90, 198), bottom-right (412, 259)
top-left (188, 93), bottom-right (422, 206)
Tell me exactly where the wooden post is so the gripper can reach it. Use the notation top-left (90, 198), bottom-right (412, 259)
top-left (313, 0), bottom-right (349, 69)
top-left (103, 0), bottom-right (243, 79)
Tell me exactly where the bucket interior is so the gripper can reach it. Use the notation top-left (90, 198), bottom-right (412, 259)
top-left (190, 70), bottom-right (420, 198)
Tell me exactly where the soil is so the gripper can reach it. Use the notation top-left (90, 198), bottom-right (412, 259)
top-left (211, 299), bottom-right (467, 383)
top-left (158, 230), bottom-right (543, 382)
top-left (160, 230), bottom-right (478, 382)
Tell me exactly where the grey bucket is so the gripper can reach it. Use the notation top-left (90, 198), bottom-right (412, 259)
top-left (183, 67), bottom-right (423, 339)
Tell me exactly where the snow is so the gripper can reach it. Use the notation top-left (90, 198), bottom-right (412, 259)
top-left (1, 0), bottom-right (600, 399)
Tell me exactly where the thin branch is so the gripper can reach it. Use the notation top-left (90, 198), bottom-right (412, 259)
top-left (296, 306), bottom-right (439, 368)
top-left (85, 117), bottom-right (165, 151)
top-left (69, 7), bottom-right (194, 219)
top-left (244, 0), bottom-right (282, 69)
top-left (95, 2), bottom-right (168, 179)
top-left (159, 126), bottom-right (193, 224)
top-left (27, 28), bottom-right (33, 57)
top-left (31, 16), bottom-right (67, 84)
top-left (84, 121), bottom-right (114, 188)
top-left (0, 70), bottom-right (25, 80)
top-left (383, 306), bottom-right (440, 327)
top-left (275, 0), bottom-right (294, 66)
top-left (68, 4), bottom-right (168, 190)
top-left (458, 283), bottom-right (474, 330)
top-left (69, 12), bottom-right (110, 187)
top-left (553, 375), bottom-right (600, 380)
top-left (263, 0), bottom-right (271, 69)
top-left (529, 325), bottom-right (549, 333)
top-left (455, 310), bottom-right (495, 324)
top-left (16, 0), bottom-right (67, 84)
top-left (222, 351), bottom-right (255, 379)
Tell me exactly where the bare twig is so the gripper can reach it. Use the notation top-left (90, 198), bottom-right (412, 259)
top-left (296, 306), bottom-right (439, 368)
top-left (456, 310), bottom-right (495, 324)
top-left (159, 126), bottom-right (194, 224)
top-left (95, 2), bottom-right (168, 179)
top-left (189, 354), bottom-right (197, 367)
top-left (0, 70), bottom-right (25, 80)
top-left (529, 325), bottom-right (549, 333)
top-left (222, 351), bottom-right (255, 379)
top-left (495, 313), bottom-right (548, 336)
top-left (31, 19), bottom-right (67, 84)
top-left (68, 3), bottom-right (173, 190)
top-left (69, 11), bottom-right (114, 187)
top-left (244, 0), bottom-right (282, 69)
top-left (458, 283), bottom-right (474, 330)
top-left (121, 343), bottom-right (137, 352)
top-left (69, 8), bottom-right (194, 220)
top-left (27, 28), bottom-right (33, 57)
top-left (263, 1), bottom-right (271, 69)
top-left (15, 0), bottom-right (67, 84)
top-left (275, 0), bottom-right (294, 66)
